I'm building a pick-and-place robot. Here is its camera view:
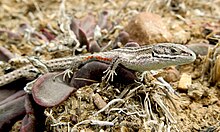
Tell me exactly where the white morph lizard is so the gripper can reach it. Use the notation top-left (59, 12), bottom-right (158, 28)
top-left (0, 43), bottom-right (196, 87)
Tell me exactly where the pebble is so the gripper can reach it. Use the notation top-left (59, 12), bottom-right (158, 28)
top-left (187, 82), bottom-right (204, 100)
top-left (115, 31), bottom-right (130, 46)
top-left (178, 73), bottom-right (192, 90)
top-left (189, 102), bottom-right (202, 111)
top-left (125, 12), bottom-right (173, 45)
top-left (93, 93), bottom-right (107, 110)
top-left (163, 67), bottom-right (180, 82)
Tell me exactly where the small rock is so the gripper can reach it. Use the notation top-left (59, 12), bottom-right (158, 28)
top-left (93, 93), bottom-right (107, 109)
top-left (115, 31), bottom-right (130, 46)
top-left (189, 102), bottom-right (202, 111)
top-left (125, 12), bottom-right (173, 45)
top-left (178, 73), bottom-right (192, 91)
top-left (217, 100), bottom-right (220, 107)
top-left (187, 82), bottom-right (204, 100)
top-left (163, 67), bottom-right (180, 82)
top-left (213, 46), bottom-right (220, 59)
top-left (202, 88), bottom-right (218, 105)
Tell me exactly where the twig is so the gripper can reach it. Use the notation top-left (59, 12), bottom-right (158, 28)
top-left (126, 82), bottom-right (144, 97)
top-left (74, 120), bottom-right (114, 127)
top-left (93, 98), bottom-right (125, 116)
top-left (156, 77), bottom-right (180, 97)
top-left (109, 108), bottom-right (147, 117)
top-left (152, 93), bottom-right (177, 124)
top-left (144, 92), bottom-right (150, 118)
top-left (147, 94), bottom-right (157, 121)
top-left (44, 109), bottom-right (57, 124)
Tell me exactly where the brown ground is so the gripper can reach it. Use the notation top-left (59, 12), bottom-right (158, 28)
top-left (0, 0), bottom-right (220, 131)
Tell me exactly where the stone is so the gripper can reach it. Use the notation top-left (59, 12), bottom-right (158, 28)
top-left (164, 67), bottom-right (180, 82)
top-left (125, 12), bottom-right (173, 45)
top-left (178, 73), bottom-right (192, 90)
top-left (188, 82), bottom-right (204, 100)
top-left (93, 93), bottom-right (107, 109)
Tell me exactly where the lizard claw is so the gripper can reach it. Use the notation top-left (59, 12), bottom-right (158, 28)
top-left (103, 67), bottom-right (117, 82)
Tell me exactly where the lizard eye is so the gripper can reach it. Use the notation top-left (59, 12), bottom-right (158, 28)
top-left (170, 48), bottom-right (179, 54)
top-left (170, 48), bottom-right (176, 53)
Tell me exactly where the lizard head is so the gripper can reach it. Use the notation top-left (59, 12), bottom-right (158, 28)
top-left (152, 43), bottom-right (196, 66)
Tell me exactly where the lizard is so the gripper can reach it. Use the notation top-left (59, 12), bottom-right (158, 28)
top-left (0, 43), bottom-right (196, 87)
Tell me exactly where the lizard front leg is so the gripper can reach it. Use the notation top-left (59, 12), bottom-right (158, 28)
top-left (102, 56), bottom-right (121, 82)
top-left (23, 57), bottom-right (49, 93)
top-left (54, 56), bottom-right (84, 81)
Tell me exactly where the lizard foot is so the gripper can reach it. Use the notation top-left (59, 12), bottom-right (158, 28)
top-left (102, 67), bottom-right (117, 82)
top-left (24, 79), bottom-right (37, 93)
top-left (53, 69), bottom-right (73, 82)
